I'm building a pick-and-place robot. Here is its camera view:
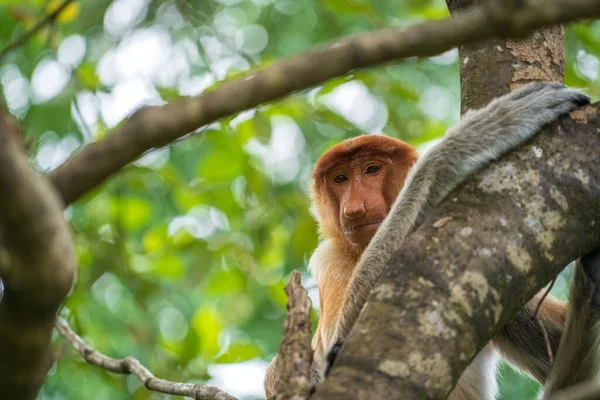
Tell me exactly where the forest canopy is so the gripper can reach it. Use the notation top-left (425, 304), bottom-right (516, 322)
top-left (0, 0), bottom-right (599, 399)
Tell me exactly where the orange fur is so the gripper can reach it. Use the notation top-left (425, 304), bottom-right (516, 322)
top-left (306, 135), bottom-right (572, 397)
top-left (309, 239), bottom-right (359, 355)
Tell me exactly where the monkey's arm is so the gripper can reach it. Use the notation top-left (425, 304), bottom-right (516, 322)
top-left (330, 82), bottom-right (590, 365)
top-left (488, 252), bottom-right (600, 396)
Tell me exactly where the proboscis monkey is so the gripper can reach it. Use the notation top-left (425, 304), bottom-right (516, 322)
top-left (265, 82), bottom-right (599, 399)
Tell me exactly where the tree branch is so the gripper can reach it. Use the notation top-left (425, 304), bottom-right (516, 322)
top-left (0, 0), bottom-right (76, 63)
top-left (276, 271), bottom-right (314, 400)
top-left (0, 110), bottom-right (74, 399)
top-left (49, 0), bottom-right (600, 206)
top-left (55, 318), bottom-right (238, 400)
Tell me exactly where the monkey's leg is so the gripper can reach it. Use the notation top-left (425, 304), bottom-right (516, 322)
top-left (494, 250), bottom-right (600, 392)
top-left (542, 249), bottom-right (600, 396)
top-left (494, 291), bottom-right (565, 383)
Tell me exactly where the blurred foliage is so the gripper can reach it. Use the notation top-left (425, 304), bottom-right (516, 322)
top-left (0, 0), bottom-right (598, 398)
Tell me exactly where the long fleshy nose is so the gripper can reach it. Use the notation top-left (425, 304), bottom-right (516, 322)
top-left (343, 199), bottom-right (366, 219)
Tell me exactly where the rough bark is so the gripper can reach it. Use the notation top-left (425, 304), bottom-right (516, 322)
top-left (311, 2), bottom-right (600, 399)
top-left (276, 271), bottom-right (314, 400)
top-left (447, 0), bottom-right (565, 112)
top-left (0, 112), bottom-right (75, 399)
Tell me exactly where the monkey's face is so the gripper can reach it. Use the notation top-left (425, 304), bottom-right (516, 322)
top-left (311, 135), bottom-right (418, 247)
top-left (327, 158), bottom-right (393, 248)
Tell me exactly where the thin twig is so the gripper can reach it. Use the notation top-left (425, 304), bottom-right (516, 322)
top-left (0, 0), bottom-right (75, 63)
top-left (531, 278), bottom-right (556, 362)
top-left (533, 278), bottom-right (556, 318)
top-left (55, 317), bottom-right (238, 400)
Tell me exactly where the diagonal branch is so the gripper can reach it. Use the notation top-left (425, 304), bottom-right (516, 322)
top-left (0, 0), bottom-right (76, 63)
top-left (48, 0), bottom-right (600, 206)
top-left (55, 318), bottom-right (238, 400)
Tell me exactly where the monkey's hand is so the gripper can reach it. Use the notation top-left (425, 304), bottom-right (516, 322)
top-left (453, 82), bottom-right (590, 146)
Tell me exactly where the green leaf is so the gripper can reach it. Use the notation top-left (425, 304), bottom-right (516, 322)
top-left (152, 253), bottom-right (184, 278)
top-left (207, 269), bottom-right (246, 295)
top-left (197, 145), bottom-right (248, 182)
top-left (291, 216), bottom-right (318, 260)
top-left (77, 62), bottom-right (101, 90)
top-left (318, 75), bottom-right (356, 96)
top-left (116, 196), bottom-right (152, 230)
top-left (324, 0), bottom-right (373, 14)
top-left (142, 223), bottom-right (168, 253)
top-left (173, 185), bottom-right (208, 212)
top-left (192, 306), bottom-right (223, 358)
top-left (216, 343), bottom-right (260, 363)
top-left (157, 86), bottom-right (181, 101)
top-left (267, 281), bottom-right (288, 307)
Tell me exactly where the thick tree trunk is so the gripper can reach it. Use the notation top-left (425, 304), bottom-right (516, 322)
top-left (447, 0), bottom-right (565, 112)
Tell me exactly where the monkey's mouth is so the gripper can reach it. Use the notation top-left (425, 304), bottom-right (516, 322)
top-left (345, 220), bottom-right (383, 233)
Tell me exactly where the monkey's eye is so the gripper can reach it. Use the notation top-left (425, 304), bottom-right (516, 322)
top-left (333, 174), bottom-right (348, 184)
top-left (365, 164), bottom-right (381, 175)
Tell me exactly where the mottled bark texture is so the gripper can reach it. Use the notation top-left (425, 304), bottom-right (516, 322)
top-left (0, 111), bottom-right (75, 399)
top-left (311, 2), bottom-right (600, 400)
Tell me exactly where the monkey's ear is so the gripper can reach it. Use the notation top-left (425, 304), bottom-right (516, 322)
top-left (325, 339), bottom-right (344, 377)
